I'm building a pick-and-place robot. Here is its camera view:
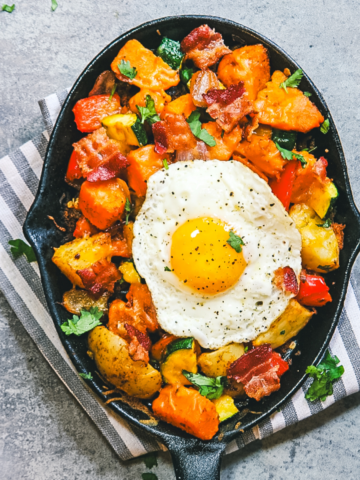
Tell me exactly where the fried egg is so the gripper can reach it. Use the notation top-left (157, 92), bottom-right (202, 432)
top-left (132, 160), bottom-right (302, 349)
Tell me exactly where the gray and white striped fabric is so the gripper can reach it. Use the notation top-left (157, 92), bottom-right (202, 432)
top-left (1, 89), bottom-right (359, 460)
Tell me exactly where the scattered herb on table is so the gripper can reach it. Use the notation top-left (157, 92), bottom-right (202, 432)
top-left (186, 110), bottom-right (216, 147)
top-left (142, 474), bottom-right (158, 480)
top-left (8, 239), bottom-right (36, 262)
top-left (320, 119), bottom-right (330, 134)
top-left (61, 307), bottom-right (103, 336)
top-left (142, 452), bottom-right (158, 469)
top-left (2, 3), bottom-right (15, 12)
top-left (118, 59), bottom-right (137, 79)
top-left (275, 142), bottom-right (307, 168)
top-left (183, 371), bottom-right (227, 400)
top-left (279, 69), bottom-right (303, 92)
top-left (227, 231), bottom-right (244, 253)
top-left (51, 0), bottom-right (58, 11)
top-left (305, 350), bottom-right (344, 402)
top-left (137, 95), bottom-right (161, 125)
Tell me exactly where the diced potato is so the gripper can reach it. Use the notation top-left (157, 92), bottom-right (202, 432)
top-left (224, 379), bottom-right (245, 399)
top-left (289, 203), bottom-right (340, 272)
top-left (198, 343), bottom-right (244, 378)
top-left (212, 394), bottom-right (239, 422)
top-left (63, 288), bottom-right (110, 315)
top-left (88, 326), bottom-right (162, 399)
top-left (253, 299), bottom-right (314, 349)
top-left (119, 261), bottom-right (141, 284)
top-left (52, 233), bottom-right (112, 287)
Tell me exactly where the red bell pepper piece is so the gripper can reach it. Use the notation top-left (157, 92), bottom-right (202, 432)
top-left (73, 216), bottom-right (98, 238)
top-left (296, 270), bottom-right (332, 307)
top-left (270, 351), bottom-right (290, 377)
top-left (72, 93), bottom-right (120, 133)
top-left (269, 160), bottom-right (297, 211)
top-left (66, 150), bottom-right (82, 181)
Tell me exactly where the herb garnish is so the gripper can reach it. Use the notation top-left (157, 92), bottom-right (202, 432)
top-left (180, 67), bottom-right (194, 84)
top-left (142, 452), bottom-right (158, 469)
top-left (280, 330), bottom-right (286, 335)
top-left (320, 119), bottom-right (330, 134)
top-left (162, 158), bottom-right (169, 170)
top-left (2, 3), bottom-right (15, 12)
top-left (305, 350), bottom-right (344, 402)
top-left (275, 143), bottom-right (307, 168)
top-left (8, 239), bottom-right (36, 262)
top-left (244, 346), bottom-right (249, 353)
top-left (118, 59), bottom-right (137, 79)
top-left (227, 231), bottom-right (245, 253)
top-left (164, 266), bottom-right (171, 272)
top-left (61, 307), bottom-right (103, 336)
top-left (51, 0), bottom-right (57, 11)
top-left (186, 110), bottom-right (216, 147)
top-left (317, 265), bottom-right (332, 271)
top-left (317, 218), bottom-right (332, 228)
top-left (279, 69), bottom-right (303, 92)
top-left (125, 198), bottom-right (131, 225)
top-left (108, 84), bottom-right (117, 102)
top-left (183, 371), bottom-right (227, 400)
top-left (304, 91), bottom-right (312, 97)
top-left (137, 95), bottom-right (161, 125)
top-left (79, 372), bottom-right (93, 380)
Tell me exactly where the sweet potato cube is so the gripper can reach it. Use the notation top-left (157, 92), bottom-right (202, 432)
top-left (162, 94), bottom-right (197, 118)
top-left (129, 89), bottom-right (171, 115)
top-left (52, 233), bottom-right (112, 287)
top-left (202, 122), bottom-right (243, 160)
top-left (127, 145), bottom-right (168, 197)
top-left (79, 178), bottom-right (130, 230)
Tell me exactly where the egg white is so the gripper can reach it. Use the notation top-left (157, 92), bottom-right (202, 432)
top-left (132, 160), bottom-right (302, 349)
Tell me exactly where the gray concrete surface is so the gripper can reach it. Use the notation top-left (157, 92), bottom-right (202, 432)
top-left (1, 1), bottom-right (360, 478)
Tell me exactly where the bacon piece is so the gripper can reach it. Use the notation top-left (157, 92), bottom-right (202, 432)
top-left (181, 24), bottom-right (231, 69)
top-left (73, 216), bottom-right (98, 238)
top-left (86, 153), bottom-right (129, 182)
top-left (153, 113), bottom-right (197, 154)
top-left (175, 141), bottom-right (209, 162)
top-left (244, 366), bottom-right (281, 401)
top-left (273, 266), bottom-right (299, 295)
top-left (124, 323), bottom-right (151, 363)
top-left (204, 83), bottom-right (253, 133)
top-left (126, 284), bottom-right (159, 333)
top-left (314, 156), bottom-right (328, 182)
top-left (77, 258), bottom-right (120, 297)
top-left (332, 223), bottom-right (345, 250)
top-left (73, 127), bottom-right (124, 178)
top-left (227, 344), bottom-right (273, 383)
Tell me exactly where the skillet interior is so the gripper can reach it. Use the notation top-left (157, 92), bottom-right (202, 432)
top-left (23, 14), bottom-right (360, 472)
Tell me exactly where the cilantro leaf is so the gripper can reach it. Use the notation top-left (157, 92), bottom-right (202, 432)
top-left (275, 143), bottom-right (307, 168)
top-left (164, 266), bottom-right (171, 272)
top-left (305, 350), bottom-right (344, 402)
top-left (79, 372), bottom-right (93, 380)
top-left (280, 69), bottom-right (303, 92)
top-left (187, 110), bottom-right (216, 147)
top-left (183, 371), bottom-right (227, 400)
top-left (162, 158), bottom-right (169, 170)
top-left (304, 91), bottom-right (312, 97)
top-left (227, 231), bottom-right (244, 253)
top-left (2, 4), bottom-right (15, 12)
top-left (137, 95), bottom-right (161, 125)
top-left (142, 452), bottom-right (158, 469)
top-left (108, 84), bottom-right (117, 102)
top-left (51, 0), bottom-right (57, 11)
top-left (180, 67), bottom-right (194, 84)
top-left (118, 60), bottom-right (137, 80)
top-left (317, 218), bottom-right (332, 228)
top-left (142, 474), bottom-right (158, 480)
top-left (8, 239), bottom-right (36, 262)
top-left (320, 119), bottom-right (330, 134)
top-left (61, 307), bottom-right (103, 336)
top-left (125, 198), bottom-right (131, 225)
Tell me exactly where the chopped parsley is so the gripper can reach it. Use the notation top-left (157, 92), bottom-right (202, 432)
top-left (2, 3), bottom-right (15, 12)
top-left (227, 231), bottom-right (244, 253)
top-left (186, 110), bottom-right (216, 147)
top-left (108, 84), bottom-right (117, 102)
top-left (305, 350), bottom-right (344, 402)
top-left (304, 91), bottom-right (312, 97)
top-left (79, 372), bottom-right (93, 380)
top-left (125, 198), bottom-right (131, 225)
top-left (51, 0), bottom-right (57, 11)
top-left (118, 59), bottom-right (137, 79)
top-left (162, 158), bottom-right (169, 170)
top-left (164, 266), bottom-right (171, 272)
top-left (180, 67), bottom-right (194, 84)
top-left (137, 95), bottom-right (161, 125)
top-left (142, 474), bottom-right (158, 480)
top-left (280, 330), bottom-right (286, 335)
top-left (275, 142), bottom-right (307, 168)
top-left (280, 69), bottom-right (303, 92)
top-left (244, 346), bottom-right (249, 353)
top-left (320, 119), bottom-right (330, 134)
top-left (183, 371), bottom-right (227, 400)
top-left (317, 218), bottom-right (332, 228)
top-left (142, 452), bottom-right (158, 469)
top-left (8, 239), bottom-right (36, 262)
top-left (61, 307), bottom-right (103, 336)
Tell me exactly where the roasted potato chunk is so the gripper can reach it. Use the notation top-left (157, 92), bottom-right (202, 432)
top-left (88, 326), bottom-right (162, 399)
top-left (217, 44), bottom-right (270, 101)
top-left (289, 203), bottom-right (340, 272)
top-left (253, 299), bottom-right (314, 349)
top-left (63, 288), bottom-right (110, 315)
top-left (198, 343), bottom-right (244, 377)
top-left (52, 233), bottom-right (112, 287)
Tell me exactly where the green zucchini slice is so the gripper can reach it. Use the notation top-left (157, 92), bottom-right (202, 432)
top-left (161, 337), bottom-right (197, 385)
top-left (156, 37), bottom-right (184, 70)
top-left (307, 181), bottom-right (338, 219)
top-left (272, 129), bottom-right (297, 151)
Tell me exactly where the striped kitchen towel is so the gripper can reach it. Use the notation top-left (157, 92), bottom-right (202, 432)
top-left (1, 88), bottom-right (360, 461)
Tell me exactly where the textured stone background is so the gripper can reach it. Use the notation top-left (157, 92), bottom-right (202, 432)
top-left (1, 1), bottom-right (360, 479)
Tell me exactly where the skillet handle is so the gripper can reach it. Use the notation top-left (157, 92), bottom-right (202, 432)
top-left (167, 439), bottom-right (226, 480)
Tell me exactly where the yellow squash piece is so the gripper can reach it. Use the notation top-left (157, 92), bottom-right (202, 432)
top-left (212, 395), bottom-right (239, 422)
top-left (198, 343), bottom-right (244, 378)
top-left (119, 261), bottom-right (141, 284)
top-left (102, 113), bottom-right (140, 148)
top-left (253, 299), bottom-right (314, 349)
top-left (88, 326), bottom-right (162, 399)
top-left (161, 338), bottom-right (198, 385)
top-left (52, 233), bottom-right (112, 288)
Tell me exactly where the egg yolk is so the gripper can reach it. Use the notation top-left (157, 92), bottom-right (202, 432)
top-left (170, 217), bottom-right (247, 295)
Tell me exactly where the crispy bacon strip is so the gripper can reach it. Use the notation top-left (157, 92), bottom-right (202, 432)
top-left (153, 114), bottom-right (197, 154)
top-left (244, 367), bottom-right (281, 401)
top-left (203, 83), bottom-right (253, 132)
top-left (73, 216), bottom-right (98, 238)
top-left (124, 323), bottom-right (151, 363)
top-left (86, 153), bottom-right (129, 182)
top-left (181, 24), bottom-right (231, 69)
top-left (332, 223), bottom-right (345, 250)
top-left (77, 259), bottom-right (120, 297)
top-left (152, 121), bottom-right (169, 154)
top-left (273, 266), bottom-right (299, 295)
top-left (227, 344), bottom-right (273, 383)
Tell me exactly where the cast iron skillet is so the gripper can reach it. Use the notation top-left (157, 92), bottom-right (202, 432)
top-left (23, 15), bottom-right (360, 480)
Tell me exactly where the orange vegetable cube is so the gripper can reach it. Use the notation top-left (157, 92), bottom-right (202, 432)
top-left (79, 178), bottom-right (130, 230)
top-left (202, 122), bottom-right (243, 160)
top-left (129, 89), bottom-right (171, 115)
top-left (162, 94), bottom-right (197, 118)
top-left (127, 145), bottom-right (168, 197)
top-left (152, 385), bottom-right (219, 440)
top-left (72, 94), bottom-right (121, 133)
